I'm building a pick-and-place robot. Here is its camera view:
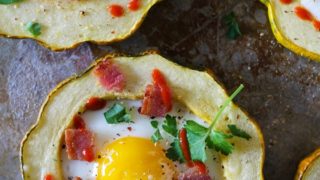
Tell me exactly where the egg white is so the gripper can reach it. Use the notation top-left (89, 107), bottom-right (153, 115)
top-left (61, 100), bottom-right (224, 180)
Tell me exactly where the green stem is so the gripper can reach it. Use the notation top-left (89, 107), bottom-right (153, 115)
top-left (207, 84), bottom-right (244, 133)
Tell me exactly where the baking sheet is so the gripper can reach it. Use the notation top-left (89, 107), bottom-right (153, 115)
top-left (0, 0), bottom-right (319, 179)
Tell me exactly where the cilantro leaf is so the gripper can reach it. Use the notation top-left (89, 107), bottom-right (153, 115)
top-left (151, 121), bottom-right (159, 128)
top-left (228, 124), bottom-right (251, 140)
top-left (166, 139), bottom-right (185, 162)
top-left (162, 115), bottom-right (178, 137)
top-left (185, 120), bottom-right (208, 135)
top-left (151, 129), bottom-right (163, 143)
top-left (183, 85), bottom-right (244, 161)
top-left (104, 103), bottom-right (132, 124)
top-left (0, 0), bottom-right (21, 4)
top-left (209, 131), bottom-right (234, 155)
top-left (25, 22), bottom-right (41, 37)
top-left (186, 129), bottom-right (207, 162)
top-left (223, 12), bottom-right (241, 40)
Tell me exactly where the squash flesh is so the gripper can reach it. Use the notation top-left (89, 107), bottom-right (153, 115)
top-left (20, 54), bottom-right (265, 179)
top-left (261, 0), bottom-right (320, 61)
top-left (0, 0), bottom-right (158, 50)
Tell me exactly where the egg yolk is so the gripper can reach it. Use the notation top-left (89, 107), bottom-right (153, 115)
top-left (97, 137), bottom-right (176, 180)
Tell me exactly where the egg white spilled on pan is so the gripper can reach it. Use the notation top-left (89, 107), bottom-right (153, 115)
top-left (61, 100), bottom-right (224, 180)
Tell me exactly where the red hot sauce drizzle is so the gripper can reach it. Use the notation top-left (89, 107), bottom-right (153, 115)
top-left (85, 97), bottom-right (107, 111)
top-left (295, 6), bottom-right (313, 21)
top-left (128, 0), bottom-right (140, 11)
top-left (279, 0), bottom-right (320, 31)
top-left (280, 0), bottom-right (293, 5)
top-left (294, 6), bottom-right (320, 31)
top-left (108, 4), bottom-right (124, 17)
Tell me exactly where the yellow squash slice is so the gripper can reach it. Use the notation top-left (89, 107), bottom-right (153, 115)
top-left (20, 53), bottom-right (265, 179)
top-left (0, 0), bottom-right (159, 50)
top-left (261, 0), bottom-right (320, 62)
top-left (295, 148), bottom-right (320, 180)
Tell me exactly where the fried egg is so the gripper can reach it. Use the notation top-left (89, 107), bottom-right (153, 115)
top-left (61, 100), bottom-right (224, 180)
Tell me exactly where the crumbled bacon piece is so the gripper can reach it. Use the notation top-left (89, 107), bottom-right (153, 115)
top-left (94, 59), bottom-right (125, 92)
top-left (140, 84), bottom-right (168, 117)
top-left (65, 129), bottom-right (95, 162)
top-left (73, 115), bottom-right (86, 129)
top-left (178, 167), bottom-right (212, 180)
top-left (140, 69), bottom-right (172, 117)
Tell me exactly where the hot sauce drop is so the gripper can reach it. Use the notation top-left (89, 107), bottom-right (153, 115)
top-left (295, 6), bottom-right (313, 21)
top-left (44, 174), bottom-right (54, 180)
top-left (294, 6), bottom-right (320, 31)
top-left (85, 97), bottom-right (107, 111)
top-left (280, 0), bottom-right (292, 5)
top-left (313, 20), bottom-right (320, 31)
top-left (128, 0), bottom-right (140, 11)
top-left (108, 4), bottom-right (124, 17)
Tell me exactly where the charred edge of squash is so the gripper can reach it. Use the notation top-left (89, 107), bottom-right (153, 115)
top-left (295, 148), bottom-right (320, 180)
top-left (0, 0), bottom-right (160, 51)
top-left (20, 51), bottom-right (265, 179)
top-left (260, 0), bottom-right (320, 62)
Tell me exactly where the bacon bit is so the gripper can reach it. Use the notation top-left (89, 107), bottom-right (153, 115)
top-left (127, 127), bottom-right (132, 131)
top-left (73, 177), bottom-right (82, 180)
top-left (65, 129), bottom-right (95, 162)
top-left (108, 4), bottom-right (124, 17)
top-left (73, 115), bottom-right (86, 129)
top-left (178, 167), bottom-right (211, 180)
top-left (140, 69), bottom-right (172, 117)
top-left (295, 6), bottom-right (313, 21)
top-left (85, 97), bottom-right (107, 111)
top-left (44, 174), bottom-right (54, 180)
top-left (179, 128), bottom-right (191, 162)
top-left (94, 59), bottom-right (125, 92)
top-left (280, 0), bottom-right (292, 5)
top-left (152, 69), bottom-right (172, 112)
top-left (313, 20), bottom-right (320, 31)
top-left (128, 0), bottom-right (140, 11)
top-left (140, 84), bottom-right (168, 116)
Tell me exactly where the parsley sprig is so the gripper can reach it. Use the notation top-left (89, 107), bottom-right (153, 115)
top-left (185, 84), bottom-right (247, 161)
top-left (25, 22), bottom-right (41, 37)
top-left (0, 0), bottom-right (21, 4)
top-left (223, 12), bottom-right (241, 40)
top-left (104, 103), bottom-right (132, 124)
top-left (148, 84), bottom-right (250, 163)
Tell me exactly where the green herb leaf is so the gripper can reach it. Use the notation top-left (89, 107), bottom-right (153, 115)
top-left (223, 12), bottom-right (241, 40)
top-left (151, 121), bottom-right (159, 128)
top-left (151, 129), bottom-right (163, 143)
top-left (209, 131), bottom-right (234, 155)
top-left (25, 22), bottom-right (41, 37)
top-left (185, 120), bottom-right (208, 135)
top-left (104, 103), bottom-right (132, 124)
top-left (186, 129), bottom-right (207, 162)
top-left (0, 0), bottom-right (21, 4)
top-left (162, 115), bottom-right (178, 137)
top-left (228, 124), bottom-right (251, 140)
top-left (166, 139), bottom-right (185, 162)
top-left (184, 84), bottom-right (244, 161)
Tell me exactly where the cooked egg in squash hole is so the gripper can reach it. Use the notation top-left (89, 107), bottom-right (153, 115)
top-left (20, 53), bottom-right (265, 180)
top-left (295, 148), bottom-right (320, 180)
top-left (261, 0), bottom-right (320, 62)
top-left (0, 0), bottom-right (159, 50)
